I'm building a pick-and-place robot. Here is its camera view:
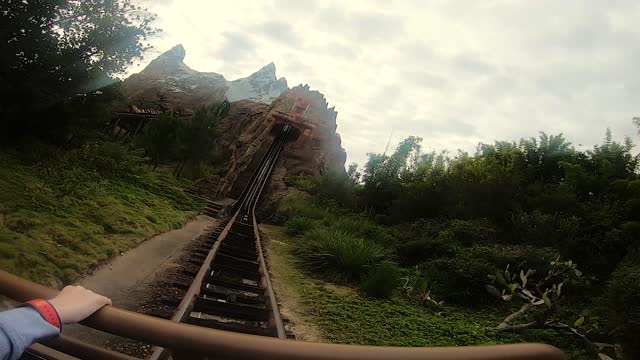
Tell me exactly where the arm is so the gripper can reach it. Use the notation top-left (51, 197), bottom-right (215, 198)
top-left (0, 308), bottom-right (59, 360)
top-left (0, 285), bottom-right (111, 360)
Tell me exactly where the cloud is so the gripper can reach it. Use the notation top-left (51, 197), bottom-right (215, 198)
top-left (133, 0), bottom-right (640, 167)
top-left (214, 31), bottom-right (257, 63)
top-left (253, 21), bottom-right (303, 45)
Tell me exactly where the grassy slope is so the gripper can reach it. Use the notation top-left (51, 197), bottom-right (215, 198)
top-left (263, 224), bottom-right (585, 357)
top-left (0, 150), bottom-right (201, 284)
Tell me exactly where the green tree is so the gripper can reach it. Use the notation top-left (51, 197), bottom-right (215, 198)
top-left (139, 112), bottom-right (180, 170)
top-left (174, 103), bottom-right (222, 177)
top-left (0, 0), bottom-right (158, 138)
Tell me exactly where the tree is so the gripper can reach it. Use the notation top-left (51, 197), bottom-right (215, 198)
top-left (0, 0), bottom-right (158, 137)
top-left (174, 103), bottom-right (222, 177)
top-left (139, 112), bottom-right (180, 170)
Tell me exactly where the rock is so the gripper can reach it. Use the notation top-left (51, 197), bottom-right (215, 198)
top-left (120, 44), bottom-right (287, 112)
top-left (217, 85), bottom-right (347, 198)
top-left (118, 45), bottom-right (346, 200)
top-left (226, 62), bottom-right (288, 104)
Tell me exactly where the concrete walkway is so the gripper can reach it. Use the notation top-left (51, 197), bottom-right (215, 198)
top-left (64, 215), bottom-right (215, 345)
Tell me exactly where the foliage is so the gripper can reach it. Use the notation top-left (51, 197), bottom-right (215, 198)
top-left (1, 0), bottom-right (158, 138)
top-left (264, 224), bottom-right (583, 355)
top-left (603, 253), bottom-right (640, 359)
top-left (285, 217), bottom-right (316, 236)
top-left (0, 146), bottom-right (199, 284)
top-left (360, 262), bottom-right (401, 298)
top-left (138, 102), bottom-right (225, 178)
top-left (138, 112), bottom-right (181, 169)
top-left (292, 228), bottom-right (389, 284)
top-left (486, 259), bottom-right (615, 358)
top-left (426, 245), bottom-right (556, 304)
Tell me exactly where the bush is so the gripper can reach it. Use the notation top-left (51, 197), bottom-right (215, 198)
top-left (425, 244), bottom-right (557, 304)
top-left (329, 215), bottom-right (395, 246)
top-left (293, 228), bottom-right (389, 283)
top-left (286, 175), bottom-right (320, 193)
top-left (275, 190), bottom-right (325, 221)
top-left (603, 253), bottom-right (640, 359)
top-left (361, 262), bottom-right (401, 298)
top-left (444, 218), bottom-right (497, 245)
top-left (396, 235), bottom-right (457, 265)
top-left (285, 217), bottom-right (316, 236)
top-left (508, 210), bottom-right (580, 247)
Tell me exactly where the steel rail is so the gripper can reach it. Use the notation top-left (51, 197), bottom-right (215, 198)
top-left (151, 126), bottom-right (291, 358)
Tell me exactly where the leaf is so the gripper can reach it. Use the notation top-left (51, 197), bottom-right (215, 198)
top-left (532, 299), bottom-right (545, 306)
top-left (520, 270), bottom-right (527, 287)
top-left (502, 294), bottom-right (513, 301)
top-left (574, 316), bottom-right (585, 327)
top-left (574, 269), bottom-right (582, 277)
top-left (542, 292), bottom-right (552, 307)
top-left (496, 272), bottom-right (507, 286)
top-left (557, 283), bottom-right (563, 297)
top-left (485, 285), bottom-right (502, 299)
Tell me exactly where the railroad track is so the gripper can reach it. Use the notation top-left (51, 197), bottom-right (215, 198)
top-left (151, 125), bottom-right (292, 359)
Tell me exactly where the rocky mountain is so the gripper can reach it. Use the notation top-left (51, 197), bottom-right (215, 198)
top-left (119, 45), bottom-right (346, 199)
top-left (226, 62), bottom-right (288, 103)
top-left (120, 44), bottom-right (288, 111)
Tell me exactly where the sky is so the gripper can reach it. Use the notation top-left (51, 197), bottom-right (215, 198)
top-left (130, 0), bottom-right (640, 166)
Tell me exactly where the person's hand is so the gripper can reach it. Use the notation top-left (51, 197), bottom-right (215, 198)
top-left (47, 285), bottom-right (112, 324)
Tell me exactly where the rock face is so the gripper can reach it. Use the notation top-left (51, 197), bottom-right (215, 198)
top-left (119, 45), bottom-right (346, 199)
top-left (217, 85), bottom-right (347, 198)
top-left (120, 44), bottom-right (287, 111)
top-left (226, 63), bottom-right (288, 104)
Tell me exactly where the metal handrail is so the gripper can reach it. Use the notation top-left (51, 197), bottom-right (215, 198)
top-left (0, 270), bottom-right (565, 360)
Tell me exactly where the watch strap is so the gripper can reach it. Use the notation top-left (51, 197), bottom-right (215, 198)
top-left (19, 299), bottom-right (62, 330)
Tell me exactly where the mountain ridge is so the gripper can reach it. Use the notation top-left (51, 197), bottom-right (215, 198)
top-left (120, 44), bottom-right (288, 110)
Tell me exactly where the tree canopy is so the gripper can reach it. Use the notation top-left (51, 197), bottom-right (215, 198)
top-left (0, 0), bottom-right (157, 137)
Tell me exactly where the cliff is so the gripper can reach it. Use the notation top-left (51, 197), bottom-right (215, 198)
top-left (119, 45), bottom-right (346, 199)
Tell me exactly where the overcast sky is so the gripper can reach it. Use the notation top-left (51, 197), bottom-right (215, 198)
top-left (131, 0), bottom-right (639, 166)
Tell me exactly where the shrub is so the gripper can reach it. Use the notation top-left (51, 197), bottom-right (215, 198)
top-left (361, 262), bottom-right (401, 298)
top-left (293, 228), bottom-right (389, 283)
top-left (286, 175), bottom-right (319, 193)
top-left (275, 190), bottom-right (325, 221)
top-left (396, 235), bottom-right (457, 265)
top-left (603, 253), bottom-right (640, 359)
top-left (508, 210), bottom-right (580, 247)
top-left (285, 217), bottom-right (316, 236)
top-left (444, 218), bottom-right (496, 245)
top-left (425, 244), bottom-right (557, 304)
top-left (329, 215), bottom-right (395, 246)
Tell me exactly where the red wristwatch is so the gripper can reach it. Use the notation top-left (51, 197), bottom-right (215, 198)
top-left (20, 299), bottom-right (62, 330)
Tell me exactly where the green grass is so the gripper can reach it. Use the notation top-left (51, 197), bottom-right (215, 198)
top-left (0, 149), bottom-right (201, 285)
top-left (292, 228), bottom-right (389, 283)
top-left (263, 224), bottom-right (588, 358)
